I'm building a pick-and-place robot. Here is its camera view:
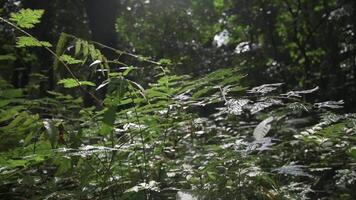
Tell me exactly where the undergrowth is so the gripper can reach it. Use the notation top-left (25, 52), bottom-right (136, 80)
top-left (0, 8), bottom-right (355, 200)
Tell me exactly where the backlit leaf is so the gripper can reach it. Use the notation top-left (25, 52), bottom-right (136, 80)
top-left (10, 9), bottom-right (44, 28)
top-left (58, 78), bottom-right (95, 88)
top-left (16, 36), bottom-right (52, 48)
top-left (60, 54), bottom-right (82, 65)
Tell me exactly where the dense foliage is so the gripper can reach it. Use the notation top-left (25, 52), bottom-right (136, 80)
top-left (0, 0), bottom-right (356, 199)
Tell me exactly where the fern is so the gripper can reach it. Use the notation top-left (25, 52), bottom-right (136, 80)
top-left (273, 163), bottom-right (312, 177)
top-left (314, 100), bottom-right (344, 109)
top-left (10, 9), bottom-right (44, 29)
top-left (253, 116), bottom-right (274, 141)
top-left (60, 54), bottom-right (83, 65)
top-left (2, 8), bottom-right (356, 197)
top-left (53, 33), bottom-right (70, 75)
top-left (16, 36), bottom-right (52, 48)
top-left (247, 83), bottom-right (283, 94)
top-left (58, 78), bottom-right (95, 88)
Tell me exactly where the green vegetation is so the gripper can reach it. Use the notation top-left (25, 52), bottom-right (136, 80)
top-left (0, 0), bottom-right (355, 199)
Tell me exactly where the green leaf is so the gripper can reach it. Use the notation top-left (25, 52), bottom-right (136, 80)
top-left (24, 131), bottom-right (35, 146)
top-left (74, 39), bottom-right (82, 57)
top-left (60, 54), bottom-right (83, 65)
top-left (158, 58), bottom-right (172, 65)
top-left (0, 100), bottom-right (11, 108)
top-left (0, 54), bottom-right (16, 61)
top-left (0, 112), bottom-right (26, 131)
top-left (123, 66), bottom-right (135, 76)
top-left (16, 36), bottom-right (52, 48)
top-left (10, 9), bottom-right (44, 29)
top-left (348, 147), bottom-right (356, 160)
top-left (0, 157), bottom-right (28, 168)
top-left (0, 107), bottom-right (22, 123)
top-left (58, 79), bottom-right (78, 88)
top-left (0, 88), bottom-right (23, 98)
top-left (58, 78), bottom-right (96, 88)
top-left (54, 157), bottom-right (72, 175)
top-left (214, 0), bottom-right (224, 10)
top-left (100, 106), bottom-right (116, 135)
top-left (79, 81), bottom-right (96, 87)
top-left (53, 33), bottom-right (70, 71)
top-left (82, 41), bottom-right (89, 58)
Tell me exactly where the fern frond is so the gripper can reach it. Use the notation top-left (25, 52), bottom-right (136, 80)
top-left (16, 36), bottom-right (52, 48)
top-left (10, 9), bottom-right (44, 29)
top-left (253, 116), bottom-right (274, 141)
top-left (60, 55), bottom-right (83, 65)
top-left (58, 78), bottom-right (95, 88)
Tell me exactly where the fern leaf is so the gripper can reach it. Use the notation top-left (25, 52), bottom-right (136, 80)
top-left (273, 163), bottom-right (312, 177)
top-left (314, 100), bottom-right (344, 109)
top-left (349, 147), bottom-right (356, 160)
top-left (82, 41), bottom-right (89, 57)
top-left (283, 86), bottom-right (319, 98)
top-left (74, 39), bottom-right (82, 57)
top-left (0, 54), bottom-right (16, 61)
top-left (253, 116), bottom-right (274, 141)
top-left (10, 9), bottom-right (44, 29)
top-left (16, 36), bottom-right (52, 48)
top-left (60, 55), bottom-right (82, 65)
top-left (58, 78), bottom-right (95, 88)
top-left (100, 106), bottom-right (117, 135)
top-left (53, 33), bottom-right (69, 71)
top-left (247, 83), bottom-right (283, 94)
top-left (226, 99), bottom-right (250, 115)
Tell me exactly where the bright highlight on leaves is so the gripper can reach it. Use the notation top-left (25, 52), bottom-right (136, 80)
top-left (253, 116), bottom-right (274, 141)
top-left (16, 36), bottom-right (52, 48)
top-left (10, 9), bottom-right (44, 29)
top-left (89, 60), bottom-right (102, 67)
top-left (58, 78), bottom-right (95, 88)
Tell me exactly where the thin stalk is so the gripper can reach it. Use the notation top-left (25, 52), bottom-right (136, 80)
top-left (128, 89), bottom-right (149, 200)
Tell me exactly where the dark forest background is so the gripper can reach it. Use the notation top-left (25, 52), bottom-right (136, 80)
top-left (1, 0), bottom-right (355, 107)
